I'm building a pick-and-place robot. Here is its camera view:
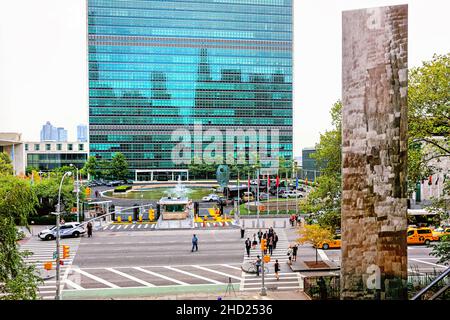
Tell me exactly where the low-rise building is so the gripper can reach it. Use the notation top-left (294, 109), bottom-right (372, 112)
top-left (0, 132), bottom-right (26, 175)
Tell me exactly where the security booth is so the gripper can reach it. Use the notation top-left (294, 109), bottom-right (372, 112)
top-left (158, 196), bottom-right (190, 220)
top-left (84, 200), bottom-right (112, 222)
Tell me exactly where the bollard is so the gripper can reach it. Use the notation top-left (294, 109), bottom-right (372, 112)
top-left (262, 220), bottom-right (265, 228)
top-left (283, 220), bottom-right (286, 228)
top-left (128, 216), bottom-right (132, 223)
top-left (273, 220), bottom-right (276, 228)
top-left (117, 216), bottom-right (122, 223)
top-left (242, 220), bottom-right (245, 228)
top-left (252, 221), bottom-right (255, 228)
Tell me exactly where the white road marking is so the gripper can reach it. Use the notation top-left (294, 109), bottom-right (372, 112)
top-left (165, 266), bottom-right (223, 284)
top-left (116, 225), bottom-right (122, 230)
top-left (110, 226), bottom-right (115, 230)
top-left (71, 268), bottom-right (119, 288)
top-left (65, 279), bottom-right (85, 290)
top-left (131, 225), bottom-right (135, 229)
top-left (151, 224), bottom-right (156, 229)
top-left (133, 267), bottom-right (188, 285)
top-left (144, 224), bottom-right (149, 229)
top-left (106, 268), bottom-right (154, 287)
top-left (192, 265), bottom-right (241, 281)
top-left (317, 249), bottom-right (330, 261)
top-left (410, 258), bottom-right (447, 268)
top-left (138, 224), bottom-right (142, 229)
top-left (124, 225), bottom-right (129, 230)
top-left (221, 264), bottom-right (242, 271)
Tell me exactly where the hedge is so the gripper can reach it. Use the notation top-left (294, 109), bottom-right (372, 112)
top-left (27, 214), bottom-right (78, 225)
top-left (114, 185), bottom-right (132, 193)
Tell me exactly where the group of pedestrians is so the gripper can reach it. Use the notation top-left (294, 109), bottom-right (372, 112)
top-left (286, 243), bottom-right (298, 265)
top-left (244, 227), bottom-right (279, 258)
top-left (289, 214), bottom-right (302, 227)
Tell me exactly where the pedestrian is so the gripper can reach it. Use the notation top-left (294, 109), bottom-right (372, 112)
top-left (273, 232), bottom-right (279, 250)
top-left (252, 234), bottom-right (258, 249)
top-left (191, 234), bottom-right (199, 252)
top-left (292, 243), bottom-right (298, 262)
top-left (257, 229), bottom-right (263, 243)
top-left (268, 227), bottom-right (274, 238)
top-left (268, 236), bottom-right (274, 255)
top-left (240, 226), bottom-right (245, 239)
top-left (245, 237), bottom-right (251, 257)
top-left (263, 231), bottom-right (268, 240)
top-left (87, 221), bottom-right (93, 238)
top-left (274, 259), bottom-right (280, 280)
top-left (255, 255), bottom-right (261, 277)
top-left (297, 215), bottom-right (302, 226)
top-left (287, 245), bottom-right (293, 265)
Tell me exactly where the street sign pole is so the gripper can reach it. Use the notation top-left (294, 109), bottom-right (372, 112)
top-left (260, 250), bottom-right (267, 296)
top-left (55, 209), bottom-right (61, 300)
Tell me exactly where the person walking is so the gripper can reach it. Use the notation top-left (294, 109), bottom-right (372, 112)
top-left (268, 236), bottom-right (274, 255)
top-left (252, 234), bottom-right (257, 249)
top-left (257, 229), bottom-right (263, 243)
top-left (191, 234), bottom-right (199, 252)
top-left (87, 221), bottom-right (93, 238)
top-left (292, 243), bottom-right (298, 262)
top-left (255, 255), bottom-right (261, 277)
top-left (287, 245), bottom-right (293, 265)
top-left (273, 232), bottom-right (279, 250)
top-left (240, 226), bottom-right (245, 239)
top-left (274, 259), bottom-right (280, 280)
top-left (245, 237), bottom-right (251, 257)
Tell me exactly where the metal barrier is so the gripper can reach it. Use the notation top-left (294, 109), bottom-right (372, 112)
top-left (411, 267), bottom-right (450, 300)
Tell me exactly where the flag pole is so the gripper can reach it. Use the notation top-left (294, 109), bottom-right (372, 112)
top-left (267, 174), bottom-right (270, 216)
top-left (276, 171), bottom-right (279, 215)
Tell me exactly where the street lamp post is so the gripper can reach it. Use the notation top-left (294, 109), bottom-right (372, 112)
top-left (55, 171), bottom-right (72, 300)
top-left (70, 164), bottom-right (80, 223)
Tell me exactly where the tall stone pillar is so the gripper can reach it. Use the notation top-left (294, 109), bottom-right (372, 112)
top-left (341, 5), bottom-right (408, 300)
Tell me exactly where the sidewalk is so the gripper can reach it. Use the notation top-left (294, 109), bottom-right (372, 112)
top-left (79, 290), bottom-right (310, 300)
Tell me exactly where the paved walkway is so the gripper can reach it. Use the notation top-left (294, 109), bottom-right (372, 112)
top-left (240, 228), bottom-right (303, 292)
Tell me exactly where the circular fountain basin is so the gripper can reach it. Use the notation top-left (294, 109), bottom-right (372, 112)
top-left (103, 186), bottom-right (219, 201)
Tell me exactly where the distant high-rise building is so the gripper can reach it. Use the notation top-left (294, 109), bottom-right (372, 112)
top-left (40, 121), bottom-right (58, 141)
top-left (77, 124), bottom-right (88, 142)
top-left (40, 122), bottom-right (68, 142)
top-left (57, 127), bottom-right (68, 142)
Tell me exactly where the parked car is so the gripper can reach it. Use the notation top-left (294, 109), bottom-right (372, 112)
top-left (38, 222), bottom-right (86, 241)
top-left (281, 191), bottom-right (297, 198)
top-left (202, 194), bottom-right (220, 202)
top-left (259, 192), bottom-right (269, 200)
top-left (106, 180), bottom-right (122, 187)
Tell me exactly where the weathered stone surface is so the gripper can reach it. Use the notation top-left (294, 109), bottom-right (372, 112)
top-left (341, 5), bottom-right (408, 300)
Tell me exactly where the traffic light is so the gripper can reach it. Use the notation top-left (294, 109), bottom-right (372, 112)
top-left (62, 245), bottom-right (70, 259)
top-left (261, 239), bottom-right (268, 251)
top-left (428, 176), bottom-right (432, 186)
top-left (149, 209), bottom-right (155, 221)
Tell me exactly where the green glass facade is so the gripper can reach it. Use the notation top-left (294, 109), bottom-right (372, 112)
top-left (88, 0), bottom-right (293, 169)
top-left (26, 153), bottom-right (87, 171)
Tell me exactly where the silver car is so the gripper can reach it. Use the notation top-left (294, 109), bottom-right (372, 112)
top-left (38, 222), bottom-right (86, 241)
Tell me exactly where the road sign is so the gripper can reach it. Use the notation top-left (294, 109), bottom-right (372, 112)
top-left (53, 251), bottom-right (57, 259)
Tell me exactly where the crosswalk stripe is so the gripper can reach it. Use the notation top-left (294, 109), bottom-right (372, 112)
top-left (124, 225), bottom-right (129, 229)
top-left (165, 266), bottom-right (223, 284)
top-left (110, 226), bottom-right (116, 230)
top-left (131, 225), bottom-right (135, 229)
top-left (221, 264), bottom-right (241, 271)
top-left (144, 224), bottom-right (149, 229)
top-left (65, 279), bottom-right (85, 290)
top-left (192, 265), bottom-right (241, 281)
top-left (71, 268), bottom-right (119, 288)
top-left (107, 268), bottom-right (154, 287)
top-left (133, 267), bottom-right (188, 285)
top-left (138, 224), bottom-right (142, 229)
top-left (103, 226), bottom-right (109, 230)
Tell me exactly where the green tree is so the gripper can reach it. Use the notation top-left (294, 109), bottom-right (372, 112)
top-left (301, 101), bottom-right (342, 232)
top-left (0, 152), bottom-right (14, 176)
top-left (408, 53), bottom-right (450, 191)
top-left (110, 152), bottom-right (129, 180)
top-left (82, 156), bottom-right (101, 180)
top-left (430, 235), bottom-right (450, 265)
top-left (0, 171), bottom-right (41, 299)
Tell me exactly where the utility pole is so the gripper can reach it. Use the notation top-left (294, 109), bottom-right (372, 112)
top-left (260, 240), bottom-right (267, 296)
top-left (55, 171), bottom-right (72, 300)
top-left (256, 169), bottom-right (260, 229)
top-left (70, 164), bottom-right (80, 223)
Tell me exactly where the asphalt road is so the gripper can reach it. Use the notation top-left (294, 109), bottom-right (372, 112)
top-left (73, 228), bottom-right (244, 268)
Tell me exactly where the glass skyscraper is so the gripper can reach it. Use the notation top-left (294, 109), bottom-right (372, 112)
top-left (88, 0), bottom-right (292, 171)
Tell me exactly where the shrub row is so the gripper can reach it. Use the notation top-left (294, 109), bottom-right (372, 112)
top-left (27, 214), bottom-right (78, 225)
top-left (114, 185), bottom-right (132, 193)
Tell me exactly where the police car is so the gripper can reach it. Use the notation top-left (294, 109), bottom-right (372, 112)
top-left (38, 222), bottom-right (86, 241)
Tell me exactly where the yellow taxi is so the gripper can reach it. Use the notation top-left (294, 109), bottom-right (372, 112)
top-left (407, 227), bottom-right (438, 245)
top-left (432, 227), bottom-right (450, 241)
top-left (318, 234), bottom-right (341, 250)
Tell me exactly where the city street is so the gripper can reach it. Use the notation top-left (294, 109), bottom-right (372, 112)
top-left (18, 220), bottom-right (447, 300)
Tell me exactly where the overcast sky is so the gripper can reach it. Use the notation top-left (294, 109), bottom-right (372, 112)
top-left (0, 0), bottom-right (449, 156)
